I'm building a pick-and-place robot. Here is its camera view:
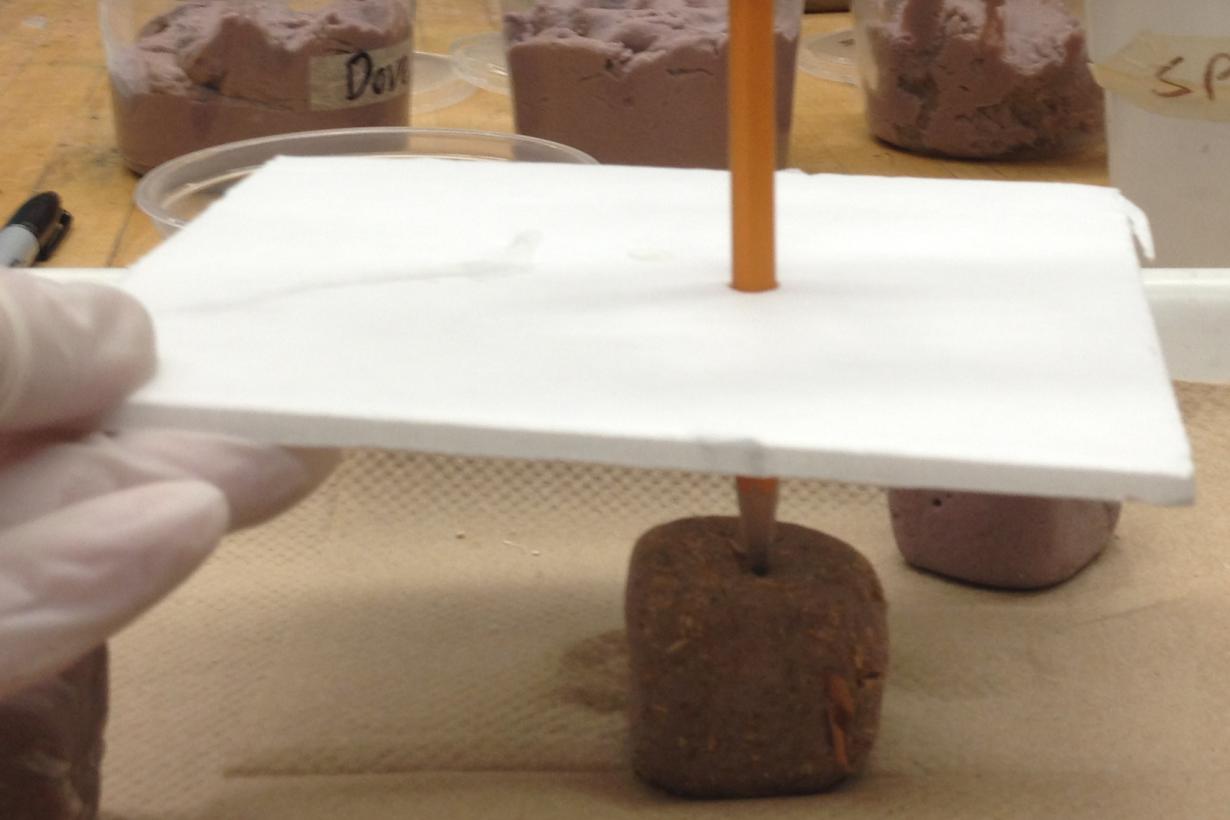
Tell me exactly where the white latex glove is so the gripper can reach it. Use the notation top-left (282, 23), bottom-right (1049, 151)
top-left (0, 270), bottom-right (335, 697)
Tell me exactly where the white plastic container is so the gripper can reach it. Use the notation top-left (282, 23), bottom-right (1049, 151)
top-left (1086, 2), bottom-right (1230, 267)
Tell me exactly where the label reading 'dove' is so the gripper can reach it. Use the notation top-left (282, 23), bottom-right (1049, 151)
top-left (1092, 32), bottom-right (1230, 121)
top-left (309, 39), bottom-right (412, 111)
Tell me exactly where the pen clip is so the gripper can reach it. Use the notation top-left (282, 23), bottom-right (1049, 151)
top-left (36, 210), bottom-right (72, 262)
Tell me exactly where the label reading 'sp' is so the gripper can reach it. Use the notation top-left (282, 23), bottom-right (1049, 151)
top-left (310, 40), bottom-right (412, 111)
top-left (1092, 33), bottom-right (1230, 121)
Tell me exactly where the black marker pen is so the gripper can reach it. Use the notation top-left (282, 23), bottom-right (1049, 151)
top-left (0, 192), bottom-right (72, 268)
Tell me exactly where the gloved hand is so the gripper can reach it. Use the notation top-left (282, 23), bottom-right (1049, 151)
top-left (0, 270), bottom-right (336, 698)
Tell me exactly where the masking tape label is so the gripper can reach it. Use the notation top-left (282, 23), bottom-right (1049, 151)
top-left (309, 39), bottom-right (412, 111)
top-left (1092, 33), bottom-right (1230, 122)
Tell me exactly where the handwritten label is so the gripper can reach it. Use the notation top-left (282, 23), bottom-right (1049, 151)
top-left (309, 39), bottom-right (412, 111)
top-left (1092, 32), bottom-right (1230, 121)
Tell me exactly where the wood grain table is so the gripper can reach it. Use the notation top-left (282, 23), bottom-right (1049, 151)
top-left (0, 1), bottom-right (1108, 271)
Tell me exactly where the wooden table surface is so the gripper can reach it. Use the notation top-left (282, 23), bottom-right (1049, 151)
top-left (0, 0), bottom-right (1109, 269)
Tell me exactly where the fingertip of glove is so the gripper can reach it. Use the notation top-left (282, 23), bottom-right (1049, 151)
top-left (106, 432), bottom-right (339, 530)
top-left (0, 480), bottom-right (229, 695)
top-left (286, 446), bottom-right (342, 492)
top-left (142, 479), bottom-right (231, 556)
top-left (225, 445), bottom-right (341, 530)
top-left (66, 278), bottom-right (157, 396)
top-left (52, 479), bottom-right (230, 575)
top-left (0, 273), bottom-right (156, 432)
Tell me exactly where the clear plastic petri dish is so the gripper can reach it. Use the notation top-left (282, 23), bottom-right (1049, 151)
top-left (448, 32), bottom-right (509, 95)
top-left (135, 126), bottom-right (597, 236)
top-left (413, 52), bottom-right (479, 111)
top-left (798, 28), bottom-right (858, 85)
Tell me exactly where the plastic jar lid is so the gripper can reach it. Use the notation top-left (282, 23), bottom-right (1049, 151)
top-left (135, 126), bottom-right (597, 235)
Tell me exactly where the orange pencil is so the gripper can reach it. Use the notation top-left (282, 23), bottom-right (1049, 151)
top-left (737, 476), bottom-right (779, 575)
top-left (729, 0), bottom-right (777, 295)
top-left (729, 0), bottom-right (780, 571)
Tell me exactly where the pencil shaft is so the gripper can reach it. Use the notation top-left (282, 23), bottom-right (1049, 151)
top-left (729, 0), bottom-right (777, 294)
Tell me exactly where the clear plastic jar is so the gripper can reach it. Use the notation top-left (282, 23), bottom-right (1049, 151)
top-left (501, 0), bottom-right (804, 169)
top-left (853, 0), bottom-right (1104, 159)
top-left (100, 0), bottom-right (416, 174)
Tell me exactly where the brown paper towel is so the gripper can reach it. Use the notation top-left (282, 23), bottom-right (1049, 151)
top-left (102, 383), bottom-right (1230, 819)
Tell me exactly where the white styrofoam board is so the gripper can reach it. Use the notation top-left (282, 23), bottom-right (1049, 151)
top-left (46, 160), bottom-right (1199, 503)
top-left (43, 268), bottom-right (1230, 385)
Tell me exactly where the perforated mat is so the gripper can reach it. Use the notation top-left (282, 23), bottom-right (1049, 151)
top-left (102, 383), bottom-right (1230, 819)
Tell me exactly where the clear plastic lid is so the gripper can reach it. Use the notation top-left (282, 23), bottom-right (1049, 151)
top-left (449, 32), bottom-right (510, 96)
top-left (413, 51), bottom-right (478, 110)
top-left (135, 127), bottom-right (597, 235)
top-left (798, 28), bottom-right (858, 85)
